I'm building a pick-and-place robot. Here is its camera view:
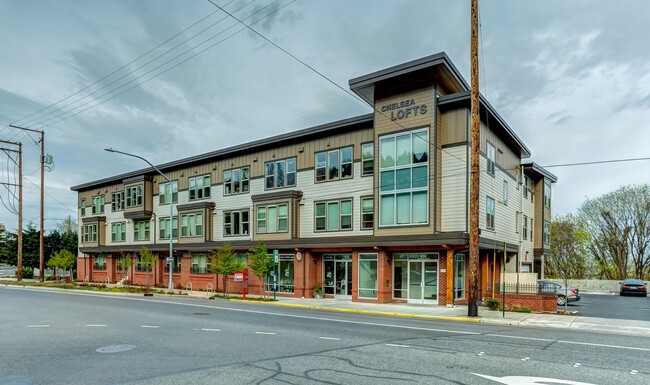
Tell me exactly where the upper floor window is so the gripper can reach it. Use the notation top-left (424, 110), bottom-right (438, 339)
top-left (92, 195), bottom-right (104, 215)
top-left (112, 191), bottom-right (124, 212)
top-left (81, 199), bottom-right (86, 216)
top-left (544, 183), bottom-right (551, 208)
top-left (111, 222), bottom-right (126, 242)
top-left (134, 220), bottom-right (150, 241)
top-left (159, 217), bottom-right (178, 239)
top-left (83, 224), bottom-right (97, 242)
top-left (265, 158), bottom-right (296, 189)
top-left (503, 180), bottom-right (509, 206)
top-left (544, 220), bottom-right (551, 244)
top-left (315, 199), bottom-right (352, 232)
top-left (486, 196), bottom-right (495, 229)
top-left (522, 215), bottom-right (529, 240)
top-left (93, 255), bottom-right (106, 270)
top-left (224, 167), bottom-right (249, 195)
top-left (487, 141), bottom-right (495, 176)
top-left (181, 212), bottom-right (203, 237)
top-left (362, 143), bottom-right (374, 176)
top-left (189, 175), bottom-right (211, 200)
top-left (126, 185), bottom-right (143, 208)
top-left (361, 197), bottom-right (374, 230)
top-left (191, 253), bottom-right (210, 274)
top-left (224, 209), bottom-right (250, 236)
top-left (379, 128), bottom-right (429, 226)
top-left (315, 147), bottom-right (352, 182)
top-left (257, 204), bottom-right (288, 233)
top-left (159, 181), bottom-right (178, 205)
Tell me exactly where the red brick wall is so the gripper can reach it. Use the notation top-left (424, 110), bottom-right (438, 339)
top-left (501, 294), bottom-right (557, 313)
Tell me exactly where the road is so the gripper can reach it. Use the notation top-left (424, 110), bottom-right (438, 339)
top-left (565, 293), bottom-right (649, 320)
top-left (1, 286), bottom-right (648, 385)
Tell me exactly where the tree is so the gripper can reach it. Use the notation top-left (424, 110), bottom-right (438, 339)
top-left (117, 254), bottom-right (133, 288)
top-left (579, 185), bottom-right (650, 280)
top-left (208, 243), bottom-right (246, 296)
top-left (247, 241), bottom-right (272, 298)
top-left (138, 246), bottom-right (157, 289)
top-left (47, 250), bottom-right (76, 282)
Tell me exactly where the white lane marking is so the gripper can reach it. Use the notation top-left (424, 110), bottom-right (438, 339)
top-left (630, 370), bottom-right (638, 375)
top-left (521, 357), bottom-right (530, 361)
top-left (200, 328), bottom-right (220, 332)
top-left (473, 373), bottom-right (597, 385)
top-left (255, 332), bottom-right (276, 335)
top-left (572, 363), bottom-right (581, 368)
top-left (486, 334), bottom-right (554, 342)
top-left (86, 324), bottom-right (106, 327)
top-left (477, 352), bottom-right (484, 356)
top-left (558, 340), bottom-right (650, 352)
top-left (318, 337), bottom-right (341, 341)
top-left (140, 325), bottom-right (159, 328)
top-left (26, 324), bottom-right (50, 328)
top-left (385, 343), bottom-right (411, 348)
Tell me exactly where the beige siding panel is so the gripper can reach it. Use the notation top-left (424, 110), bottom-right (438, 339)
top-left (441, 108), bottom-right (468, 145)
top-left (441, 146), bottom-right (467, 232)
top-left (480, 120), bottom-right (519, 180)
top-left (436, 106), bottom-right (442, 231)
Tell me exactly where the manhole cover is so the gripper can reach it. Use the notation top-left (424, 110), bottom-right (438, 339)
top-left (193, 312), bottom-right (210, 316)
top-left (96, 344), bottom-right (136, 354)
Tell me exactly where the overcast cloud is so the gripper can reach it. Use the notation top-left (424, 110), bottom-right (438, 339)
top-left (1, 0), bottom-right (649, 231)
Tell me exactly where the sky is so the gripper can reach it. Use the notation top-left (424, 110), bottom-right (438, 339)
top-left (1, 0), bottom-right (649, 232)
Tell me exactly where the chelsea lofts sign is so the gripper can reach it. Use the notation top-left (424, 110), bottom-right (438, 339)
top-left (380, 98), bottom-right (428, 121)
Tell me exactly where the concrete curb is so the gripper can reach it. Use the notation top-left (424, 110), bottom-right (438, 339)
top-left (227, 298), bottom-right (481, 323)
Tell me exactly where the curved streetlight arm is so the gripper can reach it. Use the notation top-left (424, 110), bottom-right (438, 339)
top-left (104, 147), bottom-right (174, 293)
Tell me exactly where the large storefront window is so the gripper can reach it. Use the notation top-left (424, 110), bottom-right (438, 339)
top-left (454, 253), bottom-right (466, 300)
top-left (323, 254), bottom-right (352, 297)
top-left (393, 253), bottom-right (439, 304)
top-left (265, 254), bottom-right (294, 293)
top-left (379, 128), bottom-right (429, 226)
top-left (358, 253), bottom-right (377, 299)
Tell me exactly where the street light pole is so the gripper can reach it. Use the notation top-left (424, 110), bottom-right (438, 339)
top-left (105, 148), bottom-right (174, 292)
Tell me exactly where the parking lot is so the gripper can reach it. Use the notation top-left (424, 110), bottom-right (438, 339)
top-left (565, 292), bottom-right (649, 320)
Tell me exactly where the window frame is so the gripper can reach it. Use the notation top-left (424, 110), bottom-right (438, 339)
top-left (188, 175), bottom-right (211, 201)
top-left (126, 184), bottom-right (143, 208)
top-left (544, 183), bottom-right (551, 209)
top-left (486, 196), bottom-right (495, 230)
top-left (223, 167), bottom-right (250, 196)
top-left (111, 222), bottom-right (126, 242)
top-left (361, 142), bottom-right (374, 177)
top-left (264, 158), bottom-right (296, 190)
top-left (256, 203), bottom-right (288, 234)
top-left (111, 191), bottom-right (124, 212)
top-left (91, 195), bottom-right (104, 215)
top-left (159, 180), bottom-right (178, 205)
top-left (191, 253), bottom-right (210, 274)
top-left (180, 212), bottom-right (203, 238)
top-left (93, 255), bottom-right (106, 271)
top-left (315, 146), bottom-right (353, 183)
top-left (358, 253), bottom-right (378, 299)
top-left (83, 224), bottom-right (97, 242)
top-left (224, 209), bottom-right (250, 236)
top-left (486, 141), bottom-right (496, 176)
top-left (361, 197), bottom-right (374, 230)
top-left (544, 220), bottom-right (551, 244)
top-left (522, 215), bottom-right (529, 240)
top-left (503, 180), bottom-right (509, 206)
top-left (314, 198), bottom-right (353, 232)
top-left (159, 217), bottom-right (178, 240)
top-left (133, 220), bottom-right (150, 241)
top-left (80, 198), bottom-right (86, 216)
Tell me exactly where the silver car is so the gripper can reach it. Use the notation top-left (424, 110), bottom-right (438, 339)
top-left (538, 280), bottom-right (581, 306)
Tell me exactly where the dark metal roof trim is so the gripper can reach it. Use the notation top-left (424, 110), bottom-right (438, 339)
top-left (81, 216), bottom-right (105, 224)
top-left (70, 113), bottom-right (374, 191)
top-left (251, 190), bottom-right (303, 202)
top-left (176, 201), bottom-right (216, 211)
top-left (522, 162), bottom-right (558, 183)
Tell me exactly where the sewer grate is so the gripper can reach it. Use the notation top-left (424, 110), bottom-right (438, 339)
top-left (96, 344), bottom-right (136, 354)
top-left (193, 312), bottom-right (210, 316)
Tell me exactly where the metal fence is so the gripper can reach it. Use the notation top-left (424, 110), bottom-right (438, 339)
top-left (487, 282), bottom-right (552, 295)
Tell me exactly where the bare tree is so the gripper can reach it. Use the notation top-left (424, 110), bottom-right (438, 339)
top-left (547, 214), bottom-right (589, 280)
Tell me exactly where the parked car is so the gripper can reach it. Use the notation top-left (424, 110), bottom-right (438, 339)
top-left (619, 279), bottom-right (647, 297)
top-left (538, 280), bottom-right (581, 306)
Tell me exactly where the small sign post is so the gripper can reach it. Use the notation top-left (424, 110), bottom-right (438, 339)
top-left (273, 250), bottom-right (279, 300)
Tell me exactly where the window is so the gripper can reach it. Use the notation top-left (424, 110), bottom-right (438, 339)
top-left (523, 176), bottom-right (529, 199)
top-left (265, 254), bottom-right (294, 293)
top-left (454, 253), bottom-right (465, 300)
top-left (111, 191), bottom-right (124, 212)
top-left (93, 255), bottom-right (106, 270)
top-left (265, 158), bottom-right (296, 189)
top-left (136, 255), bottom-right (153, 272)
top-left (544, 183), bottom-right (551, 208)
top-left (315, 147), bottom-right (352, 182)
top-left (224, 167), bottom-right (249, 195)
top-left (358, 253), bottom-right (377, 299)
top-left (486, 196), bottom-right (495, 229)
top-left (522, 215), bottom-right (529, 240)
top-left (361, 197), bottom-right (374, 230)
top-left (80, 199), bottom-right (86, 216)
top-left (164, 255), bottom-right (181, 273)
top-left (379, 128), bottom-right (429, 226)
top-left (91, 195), bottom-right (104, 214)
top-left (159, 217), bottom-right (178, 239)
top-left (224, 209), bottom-right (250, 236)
top-left (191, 254), bottom-right (210, 274)
top-left (361, 143), bottom-right (374, 176)
top-left (544, 220), bottom-right (551, 244)
top-left (126, 185), bottom-right (143, 208)
top-left (315, 199), bottom-right (352, 232)
top-left (181, 212), bottom-right (203, 237)
top-left (133, 220), bottom-right (150, 241)
top-left (256, 204), bottom-right (288, 233)
top-left (189, 175), bottom-right (211, 200)
top-left (83, 224), bottom-right (97, 242)
top-left (159, 181), bottom-right (178, 205)
top-left (487, 142), bottom-right (495, 176)
top-left (503, 180), bottom-right (509, 206)
top-left (111, 222), bottom-right (126, 242)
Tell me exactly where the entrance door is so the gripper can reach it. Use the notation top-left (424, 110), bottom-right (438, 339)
top-left (335, 260), bottom-right (352, 298)
top-left (408, 260), bottom-right (438, 304)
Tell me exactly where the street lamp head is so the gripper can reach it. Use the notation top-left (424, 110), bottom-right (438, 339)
top-left (104, 148), bottom-right (115, 153)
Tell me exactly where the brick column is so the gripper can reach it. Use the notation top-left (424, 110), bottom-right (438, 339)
top-left (376, 249), bottom-right (392, 303)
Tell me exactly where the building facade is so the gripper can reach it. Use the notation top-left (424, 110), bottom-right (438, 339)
top-left (71, 52), bottom-right (556, 306)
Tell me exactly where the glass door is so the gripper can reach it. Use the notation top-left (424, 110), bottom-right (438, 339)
top-left (423, 261), bottom-right (438, 302)
top-left (335, 260), bottom-right (352, 298)
top-left (408, 261), bottom-right (423, 302)
top-left (408, 260), bottom-right (438, 304)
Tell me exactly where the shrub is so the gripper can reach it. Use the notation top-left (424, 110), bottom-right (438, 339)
top-left (511, 304), bottom-right (532, 313)
top-left (21, 267), bottom-right (34, 279)
top-left (486, 298), bottom-right (500, 311)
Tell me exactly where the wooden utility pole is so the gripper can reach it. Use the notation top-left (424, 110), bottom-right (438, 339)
top-left (9, 124), bottom-right (45, 281)
top-left (468, 0), bottom-right (480, 317)
top-left (0, 140), bottom-right (22, 280)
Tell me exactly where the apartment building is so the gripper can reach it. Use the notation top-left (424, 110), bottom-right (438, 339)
top-left (71, 52), bottom-right (556, 306)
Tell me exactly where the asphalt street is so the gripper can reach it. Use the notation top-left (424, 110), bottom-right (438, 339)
top-left (565, 293), bottom-right (649, 320)
top-left (1, 286), bottom-right (648, 385)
